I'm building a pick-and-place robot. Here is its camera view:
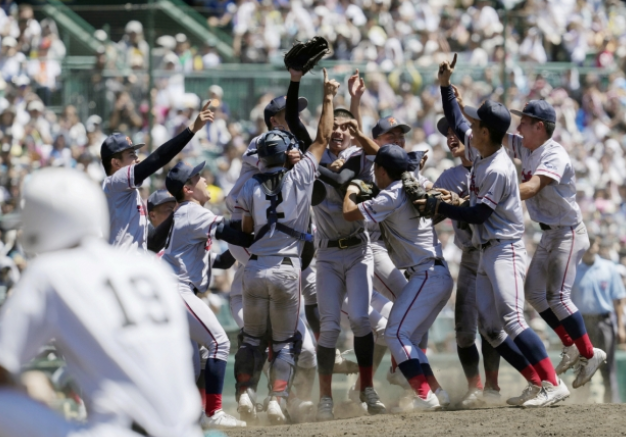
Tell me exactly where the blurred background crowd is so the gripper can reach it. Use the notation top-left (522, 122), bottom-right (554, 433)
top-left (0, 0), bottom-right (626, 358)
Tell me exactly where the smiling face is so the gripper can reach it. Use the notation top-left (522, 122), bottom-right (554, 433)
top-left (374, 127), bottom-right (406, 149)
top-left (516, 115), bottom-right (545, 150)
top-left (445, 127), bottom-right (465, 158)
top-left (330, 116), bottom-right (352, 156)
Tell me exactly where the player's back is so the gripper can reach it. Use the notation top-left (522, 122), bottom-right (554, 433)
top-left (14, 239), bottom-right (202, 437)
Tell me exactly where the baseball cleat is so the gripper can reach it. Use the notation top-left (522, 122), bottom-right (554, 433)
top-left (266, 398), bottom-right (286, 425)
top-left (572, 348), bottom-right (607, 388)
top-left (333, 349), bottom-right (359, 374)
top-left (316, 395), bottom-right (335, 421)
top-left (459, 387), bottom-right (484, 408)
top-left (386, 366), bottom-right (410, 389)
top-left (360, 386), bottom-right (386, 415)
top-left (482, 388), bottom-right (502, 404)
top-left (287, 397), bottom-right (315, 423)
top-left (506, 383), bottom-right (541, 406)
top-left (201, 409), bottom-right (246, 429)
top-left (555, 344), bottom-right (580, 375)
top-left (348, 384), bottom-right (367, 412)
top-left (434, 388), bottom-right (451, 408)
top-left (237, 391), bottom-right (257, 422)
top-left (392, 391), bottom-right (441, 412)
top-left (540, 379), bottom-right (570, 407)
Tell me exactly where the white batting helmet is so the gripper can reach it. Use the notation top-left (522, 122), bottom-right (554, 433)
top-left (20, 168), bottom-right (109, 254)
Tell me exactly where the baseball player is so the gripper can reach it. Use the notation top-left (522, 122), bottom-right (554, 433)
top-left (233, 68), bottom-right (336, 424)
top-left (161, 161), bottom-right (252, 429)
top-left (504, 101), bottom-right (606, 387)
top-left (101, 100), bottom-right (214, 252)
top-left (429, 56), bottom-right (569, 407)
top-left (343, 144), bottom-right (454, 411)
top-left (0, 168), bottom-right (203, 437)
top-left (146, 190), bottom-right (176, 254)
top-left (433, 117), bottom-right (502, 406)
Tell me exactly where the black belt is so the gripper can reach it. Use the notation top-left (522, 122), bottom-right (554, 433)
top-left (539, 223), bottom-right (551, 231)
top-left (327, 236), bottom-right (362, 249)
top-left (434, 259), bottom-right (444, 267)
top-left (481, 239), bottom-right (500, 250)
top-left (249, 254), bottom-right (293, 265)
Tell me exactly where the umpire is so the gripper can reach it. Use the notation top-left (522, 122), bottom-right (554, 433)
top-left (571, 235), bottom-right (626, 403)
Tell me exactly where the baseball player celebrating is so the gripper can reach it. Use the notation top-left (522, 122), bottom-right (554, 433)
top-left (0, 168), bottom-right (203, 437)
top-left (428, 56), bottom-right (569, 407)
top-left (234, 69), bottom-right (336, 424)
top-left (101, 100), bottom-right (214, 252)
top-left (343, 144), bottom-right (454, 411)
top-left (504, 101), bottom-right (606, 387)
top-left (161, 161), bottom-right (252, 429)
top-left (433, 117), bottom-right (502, 406)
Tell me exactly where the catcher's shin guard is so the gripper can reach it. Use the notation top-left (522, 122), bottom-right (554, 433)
top-left (234, 330), bottom-right (268, 400)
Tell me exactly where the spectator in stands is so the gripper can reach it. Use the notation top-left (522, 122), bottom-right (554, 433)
top-left (117, 20), bottom-right (149, 71)
top-left (16, 4), bottom-right (40, 57)
top-left (109, 91), bottom-right (142, 135)
top-left (26, 37), bottom-right (61, 105)
top-left (25, 99), bottom-right (52, 146)
top-left (200, 40), bottom-right (221, 69)
top-left (0, 37), bottom-right (23, 82)
top-left (174, 33), bottom-right (193, 73)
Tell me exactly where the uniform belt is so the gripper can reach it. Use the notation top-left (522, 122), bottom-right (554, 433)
top-left (481, 239), bottom-right (500, 251)
top-left (249, 254), bottom-right (293, 265)
top-left (434, 258), bottom-right (444, 266)
top-left (539, 223), bottom-right (551, 231)
top-left (326, 236), bottom-right (362, 249)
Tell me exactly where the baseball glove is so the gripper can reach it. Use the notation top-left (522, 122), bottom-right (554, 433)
top-left (401, 171), bottom-right (445, 220)
top-left (284, 36), bottom-right (330, 75)
top-left (349, 179), bottom-right (377, 203)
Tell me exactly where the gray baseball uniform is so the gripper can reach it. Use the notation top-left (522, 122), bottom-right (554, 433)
top-left (506, 135), bottom-right (589, 321)
top-left (102, 164), bottom-right (148, 252)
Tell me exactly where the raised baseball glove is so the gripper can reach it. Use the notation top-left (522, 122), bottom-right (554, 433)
top-left (284, 36), bottom-right (331, 75)
top-left (349, 179), bottom-right (377, 203)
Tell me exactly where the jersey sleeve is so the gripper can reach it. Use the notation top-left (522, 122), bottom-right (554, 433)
top-left (463, 131), bottom-right (479, 163)
top-left (188, 205), bottom-right (224, 241)
top-left (241, 138), bottom-right (261, 169)
top-left (0, 265), bottom-right (54, 375)
top-left (476, 169), bottom-right (508, 210)
top-left (103, 165), bottom-right (139, 192)
top-left (433, 169), bottom-right (457, 192)
top-left (534, 148), bottom-right (566, 183)
top-left (290, 151), bottom-right (318, 187)
top-left (358, 188), bottom-right (398, 224)
top-left (235, 179), bottom-right (254, 218)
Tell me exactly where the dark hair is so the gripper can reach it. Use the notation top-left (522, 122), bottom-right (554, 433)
top-left (334, 109), bottom-right (355, 120)
top-left (266, 108), bottom-right (285, 130)
top-left (102, 151), bottom-right (123, 176)
top-left (479, 120), bottom-right (506, 146)
top-left (530, 118), bottom-right (555, 138)
top-left (376, 163), bottom-right (403, 182)
top-left (173, 179), bottom-right (192, 202)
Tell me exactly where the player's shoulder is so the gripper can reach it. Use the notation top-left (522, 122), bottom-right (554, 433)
top-left (377, 180), bottom-right (404, 203)
top-left (102, 165), bottom-right (133, 191)
top-left (541, 139), bottom-right (568, 158)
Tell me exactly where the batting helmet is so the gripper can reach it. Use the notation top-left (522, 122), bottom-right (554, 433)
top-left (20, 168), bottom-right (109, 255)
top-left (256, 129), bottom-right (298, 168)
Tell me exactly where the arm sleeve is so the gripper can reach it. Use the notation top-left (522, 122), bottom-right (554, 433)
top-left (534, 148), bottom-right (566, 183)
top-left (286, 81), bottom-right (313, 151)
top-left (357, 189), bottom-right (398, 224)
top-left (441, 85), bottom-right (472, 145)
top-left (212, 250), bottom-right (236, 269)
top-left (134, 128), bottom-right (195, 185)
top-left (317, 155), bottom-right (361, 188)
top-left (214, 220), bottom-right (254, 247)
top-left (437, 201), bottom-right (494, 224)
top-left (476, 170), bottom-right (508, 210)
top-left (147, 213), bottom-right (174, 253)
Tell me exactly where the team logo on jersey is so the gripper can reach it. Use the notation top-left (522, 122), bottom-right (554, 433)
top-left (600, 280), bottom-right (608, 291)
top-left (137, 204), bottom-right (146, 216)
top-left (205, 237), bottom-right (213, 252)
top-left (126, 136), bottom-right (133, 146)
top-left (469, 172), bottom-right (479, 195)
top-left (521, 169), bottom-right (532, 182)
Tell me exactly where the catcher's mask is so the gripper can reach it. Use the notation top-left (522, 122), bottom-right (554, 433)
top-left (254, 129), bottom-right (299, 168)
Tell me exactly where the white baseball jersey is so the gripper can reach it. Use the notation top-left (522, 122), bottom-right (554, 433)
top-left (226, 136), bottom-right (262, 217)
top-left (506, 134), bottom-right (582, 226)
top-left (462, 130), bottom-right (525, 246)
top-left (0, 239), bottom-right (201, 437)
top-left (237, 152), bottom-right (318, 257)
top-left (433, 164), bottom-right (473, 249)
top-left (102, 164), bottom-right (148, 252)
top-left (358, 180), bottom-right (443, 269)
top-left (314, 148), bottom-right (374, 242)
top-left (161, 201), bottom-right (223, 294)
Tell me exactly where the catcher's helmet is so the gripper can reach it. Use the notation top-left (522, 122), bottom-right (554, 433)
top-left (20, 168), bottom-right (109, 255)
top-left (256, 129), bottom-right (298, 168)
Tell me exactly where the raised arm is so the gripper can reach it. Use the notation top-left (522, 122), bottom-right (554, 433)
top-left (344, 119), bottom-right (379, 156)
top-left (134, 100), bottom-right (214, 185)
top-left (438, 55), bottom-right (471, 143)
top-left (307, 69), bottom-right (338, 163)
top-left (348, 69), bottom-right (365, 131)
top-left (286, 68), bottom-right (313, 150)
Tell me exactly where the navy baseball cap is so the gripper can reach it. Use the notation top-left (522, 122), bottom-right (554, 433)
top-left (100, 133), bottom-right (145, 159)
top-left (372, 116), bottom-right (411, 139)
top-left (165, 161), bottom-right (206, 196)
top-left (510, 100), bottom-right (556, 123)
top-left (463, 100), bottom-right (511, 134)
top-left (436, 117), bottom-right (450, 136)
top-left (147, 189), bottom-right (176, 212)
top-left (373, 144), bottom-right (411, 174)
top-left (264, 95), bottom-right (308, 128)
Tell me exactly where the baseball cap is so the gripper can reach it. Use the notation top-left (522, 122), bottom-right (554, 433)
top-left (147, 189), bottom-right (176, 212)
top-left (165, 161), bottom-right (205, 196)
top-left (436, 117), bottom-right (450, 136)
top-left (463, 100), bottom-right (511, 134)
top-left (510, 100), bottom-right (556, 123)
top-left (100, 133), bottom-right (145, 160)
top-left (373, 144), bottom-right (411, 174)
top-left (372, 116), bottom-right (411, 139)
top-left (264, 96), bottom-right (308, 128)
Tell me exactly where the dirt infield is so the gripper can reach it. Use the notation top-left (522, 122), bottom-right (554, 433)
top-left (224, 404), bottom-right (626, 437)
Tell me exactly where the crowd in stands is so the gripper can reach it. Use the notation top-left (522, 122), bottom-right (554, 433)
top-left (0, 1), bottom-right (626, 351)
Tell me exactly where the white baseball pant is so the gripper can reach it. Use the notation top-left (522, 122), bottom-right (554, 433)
top-left (341, 290), bottom-right (390, 346)
top-left (371, 241), bottom-right (408, 302)
top-left (525, 222), bottom-right (589, 320)
top-left (455, 248), bottom-right (481, 348)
